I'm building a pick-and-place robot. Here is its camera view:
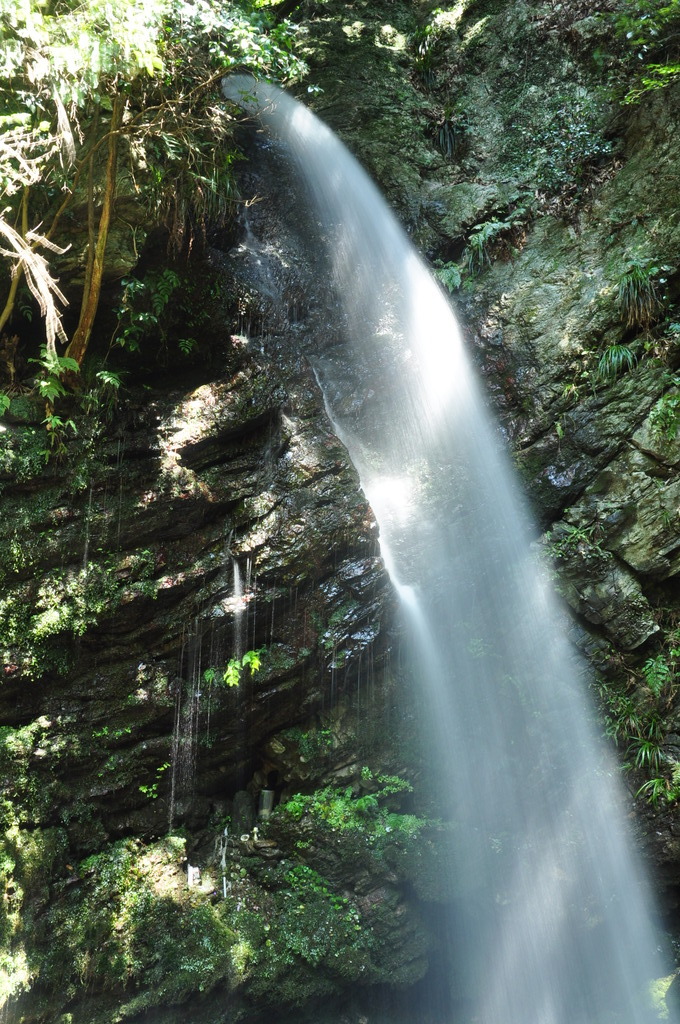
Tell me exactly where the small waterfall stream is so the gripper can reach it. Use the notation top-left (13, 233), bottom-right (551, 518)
top-left (223, 77), bottom-right (674, 1023)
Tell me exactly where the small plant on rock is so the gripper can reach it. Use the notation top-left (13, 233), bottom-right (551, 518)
top-left (596, 343), bottom-right (638, 381)
top-left (434, 103), bottom-right (469, 159)
top-left (615, 258), bottom-right (664, 329)
top-left (642, 653), bottom-right (673, 699)
top-left (203, 648), bottom-right (264, 689)
top-left (627, 721), bottom-right (663, 771)
top-left (433, 261), bottom-right (462, 293)
top-left (463, 201), bottom-right (532, 274)
top-left (649, 378), bottom-right (680, 441)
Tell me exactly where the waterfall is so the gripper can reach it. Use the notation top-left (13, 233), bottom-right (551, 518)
top-left (223, 76), bottom-right (674, 1023)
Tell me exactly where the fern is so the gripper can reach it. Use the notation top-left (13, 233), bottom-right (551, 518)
top-left (95, 369), bottom-right (122, 390)
top-left (464, 205), bottom-right (530, 273)
top-left (466, 220), bottom-right (505, 272)
top-left (649, 382), bottom-right (680, 441)
top-left (642, 654), bottom-right (672, 698)
top-left (150, 269), bottom-right (180, 317)
top-left (354, 794), bottom-right (379, 816)
top-left (672, 760), bottom-right (680, 789)
top-left (434, 261), bottom-right (462, 293)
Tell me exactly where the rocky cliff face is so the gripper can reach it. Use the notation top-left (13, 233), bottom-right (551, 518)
top-left (1, 268), bottom-right (448, 1021)
top-left (3, 0), bottom-right (680, 1021)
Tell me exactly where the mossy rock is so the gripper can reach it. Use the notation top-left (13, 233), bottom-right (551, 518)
top-left (4, 395), bottom-right (44, 425)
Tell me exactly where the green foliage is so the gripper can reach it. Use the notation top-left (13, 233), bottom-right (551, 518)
top-left (465, 219), bottom-right (508, 273)
top-left (81, 368), bottom-right (124, 420)
top-left (223, 659), bottom-right (243, 687)
top-left (283, 863), bottom-right (364, 936)
top-left (283, 725), bottom-right (333, 762)
top-left (0, 393), bottom-right (9, 417)
top-left (0, 551), bottom-right (159, 678)
top-left (0, 423), bottom-right (49, 483)
top-left (649, 378), bottom-right (680, 440)
top-left (434, 102), bottom-right (469, 159)
top-left (112, 270), bottom-right (182, 354)
top-left (612, 0), bottom-right (680, 102)
top-left (599, 637), bottom-right (680, 804)
top-left (596, 343), bottom-right (638, 382)
top-left (203, 648), bottom-right (264, 689)
top-left (615, 258), bottom-right (665, 328)
top-left (635, 757), bottom-right (680, 806)
top-left (433, 260), bottom-right (462, 293)
top-left (0, 820), bottom-right (68, 1001)
top-left (39, 837), bottom-right (235, 1004)
top-left (0, 0), bottom-right (165, 108)
top-left (508, 91), bottom-right (613, 200)
top-left (12, 347), bottom-right (82, 458)
top-left (616, 0), bottom-right (680, 48)
top-left (110, 266), bottom-right (229, 362)
top-left (598, 688), bottom-right (645, 745)
top-left (227, 860), bottom-right (379, 1003)
top-left (631, 60), bottom-right (680, 97)
top-left (0, 0), bottom-right (308, 360)
top-left (628, 731), bottom-right (663, 770)
top-left (278, 771), bottom-right (419, 839)
top-left (635, 774), bottom-right (672, 805)
top-left (241, 648), bottom-right (262, 673)
top-left (671, 758), bottom-right (680, 789)
top-left (642, 654), bottom-right (673, 697)
top-left (177, 336), bottom-right (198, 356)
top-left (539, 98), bottom-right (612, 193)
top-left (545, 521), bottom-right (606, 564)
top-left (28, 565), bottom-right (119, 640)
top-left (354, 793), bottom-right (379, 817)
top-left (28, 349), bottom-right (80, 404)
top-left (41, 411), bottom-right (77, 461)
top-left (412, 11), bottom-right (448, 88)
top-left (360, 767), bottom-right (414, 796)
top-left (139, 762), bottom-right (170, 800)
top-left (300, 727), bottom-right (332, 759)
top-left (463, 203), bottom-right (531, 274)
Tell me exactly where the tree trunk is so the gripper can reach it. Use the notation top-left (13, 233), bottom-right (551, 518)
top-left (0, 187), bottom-right (29, 337)
top-left (66, 96), bottom-right (123, 366)
top-left (273, 0), bottom-right (303, 23)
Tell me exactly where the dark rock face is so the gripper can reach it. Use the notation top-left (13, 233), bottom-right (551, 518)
top-left (0, 286), bottom-right (440, 1020)
top-left (0, 345), bottom-right (386, 807)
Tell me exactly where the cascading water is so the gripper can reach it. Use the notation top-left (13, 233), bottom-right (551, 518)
top-left (223, 76), bottom-right (675, 1023)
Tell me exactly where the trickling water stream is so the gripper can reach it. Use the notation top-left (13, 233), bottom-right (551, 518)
top-left (223, 77), bottom-right (674, 1024)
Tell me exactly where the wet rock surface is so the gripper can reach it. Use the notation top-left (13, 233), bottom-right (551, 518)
top-left (0, 276), bottom-right (432, 1021)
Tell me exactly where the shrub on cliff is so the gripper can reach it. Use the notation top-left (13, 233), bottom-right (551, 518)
top-left (0, 0), bottom-right (307, 370)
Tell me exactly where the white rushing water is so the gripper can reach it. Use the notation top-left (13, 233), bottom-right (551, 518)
top-left (223, 75), bottom-right (673, 1023)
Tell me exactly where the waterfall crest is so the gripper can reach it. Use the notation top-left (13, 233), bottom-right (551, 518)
top-left (224, 75), bottom-right (673, 1023)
